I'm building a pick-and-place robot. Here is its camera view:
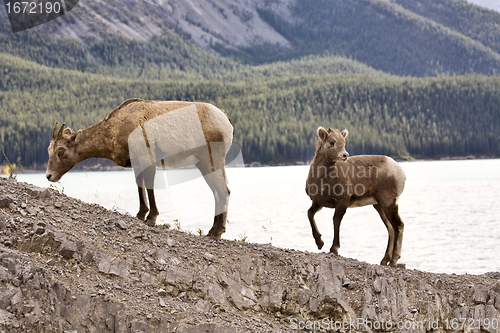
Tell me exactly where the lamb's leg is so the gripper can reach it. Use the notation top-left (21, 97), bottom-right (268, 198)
top-left (307, 202), bottom-right (324, 249)
top-left (374, 204), bottom-right (395, 266)
top-left (330, 204), bottom-right (347, 254)
top-left (388, 204), bottom-right (404, 267)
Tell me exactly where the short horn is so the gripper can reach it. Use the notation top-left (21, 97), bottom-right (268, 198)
top-left (52, 121), bottom-right (59, 140)
top-left (57, 123), bottom-right (66, 140)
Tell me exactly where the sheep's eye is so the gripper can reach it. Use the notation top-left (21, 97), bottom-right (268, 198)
top-left (330, 141), bottom-right (336, 146)
top-left (58, 150), bottom-right (64, 157)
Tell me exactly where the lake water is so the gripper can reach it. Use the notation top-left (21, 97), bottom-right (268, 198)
top-left (13, 159), bottom-right (500, 275)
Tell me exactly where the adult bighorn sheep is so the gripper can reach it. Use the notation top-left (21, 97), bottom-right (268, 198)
top-left (305, 127), bottom-right (405, 266)
top-left (46, 98), bottom-right (233, 238)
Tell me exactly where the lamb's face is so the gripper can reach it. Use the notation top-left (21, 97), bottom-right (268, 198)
top-left (46, 123), bottom-right (82, 182)
top-left (317, 127), bottom-right (349, 162)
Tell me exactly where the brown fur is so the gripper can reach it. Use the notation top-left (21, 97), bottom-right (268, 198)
top-left (305, 127), bottom-right (405, 266)
top-left (46, 99), bottom-right (233, 238)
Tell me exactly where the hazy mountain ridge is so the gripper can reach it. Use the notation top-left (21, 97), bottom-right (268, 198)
top-left (467, 0), bottom-right (500, 13)
top-left (252, 0), bottom-right (500, 75)
top-left (0, 0), bottom-right (293, 51)
top-left (395, 0), bottom-right (500, 54)
top-left (2, 0), bottom-right (500, 76)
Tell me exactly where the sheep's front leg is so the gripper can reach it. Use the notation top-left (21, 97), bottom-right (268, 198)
top-left (136, 186), bottom-right (149, 220)
top-left (134, 165), bottom-right (158, 226)
top-left (142, 165), bottom-right (158, 226)
top-left (307, 202), bottom-right (324, 250)
top-left (134, 168), bottom-right (149, 220)
top-left (330, 204), bottom-right (347, 255)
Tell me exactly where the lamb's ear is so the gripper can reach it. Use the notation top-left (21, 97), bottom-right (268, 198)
top-left (63, 127), bottom-right (72, 135)
top-left (317, 127), bottom-right (328, 141)
top-left (340, 129), bottom-right (349, 139)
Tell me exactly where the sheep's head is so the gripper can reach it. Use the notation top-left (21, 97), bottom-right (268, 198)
top-left (316, 127), bottom-right (349, 162)
top-left (46, 122), bottom-right (82, 182)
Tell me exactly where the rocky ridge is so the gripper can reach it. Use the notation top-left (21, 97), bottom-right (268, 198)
top-left (0, 176), bottom-right (500, 332)
top-left (0, 0), bottom-right (293, 52)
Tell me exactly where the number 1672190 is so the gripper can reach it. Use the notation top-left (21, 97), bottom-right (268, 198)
top-left (5, 1), bottom-right (62, 14)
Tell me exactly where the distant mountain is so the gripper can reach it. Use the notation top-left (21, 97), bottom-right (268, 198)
top-left (1, 0), bottom-right (500, 77)
top-left (467, 0), bottom-right (500, 13)
top-left (0, 0), bottom-right (292, 51)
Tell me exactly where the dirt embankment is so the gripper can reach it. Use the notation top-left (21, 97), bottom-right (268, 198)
top-left (0, 176), bottom-right (499, 333)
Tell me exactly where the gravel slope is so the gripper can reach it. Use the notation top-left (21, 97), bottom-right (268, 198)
top-left (1, 176), bottom-right (500, 333)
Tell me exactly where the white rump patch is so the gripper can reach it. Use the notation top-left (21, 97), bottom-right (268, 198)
top-left (128, 104), bottom-right (209, 188)
top-left (144, 104), bottom-right (207, 167)
top-left (206, 103), bottom-right (233, 145)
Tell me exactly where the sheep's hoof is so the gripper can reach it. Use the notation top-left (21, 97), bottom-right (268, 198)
top-left (207, 225), bottom-right (224, 239)
top-left (207, 232), bottom-right (222, 239)
top-left (144, 219), bottom-right (156, 227)
top-left (329, 246), bottom-right (339, 255)
top-left (389, 262), bottom-right (405, 268)
top-left (316, 239), bottom-right (324, 250)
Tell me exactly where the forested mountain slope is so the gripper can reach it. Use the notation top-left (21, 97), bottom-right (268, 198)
top-left (253, 0), bottom-right (500, 75)
top-left (0, 30), bottom-right (383, 80)
top-left (1, 53), bottom-right (499, 167)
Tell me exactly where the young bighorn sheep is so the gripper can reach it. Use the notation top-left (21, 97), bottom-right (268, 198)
top-left (46, 99), bottom-right (233, 238)
top-left (305, 127), bottom-right (405, 266)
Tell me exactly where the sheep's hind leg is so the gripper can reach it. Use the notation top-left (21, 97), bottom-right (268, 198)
top-left (374, 204), bottom-right (395, 266)
top-left (207, 168), bottom-right (230, 238)
top-left (144, 189), bottom-right (159, 226)
top-left (307, 202), bottom-right (324, 250)
top-left (388, 203), bottom-right (404, 267)
top-left (196, 160), bottom-right (230, 239)
top-left (330, 205), bottom-right (347, 255)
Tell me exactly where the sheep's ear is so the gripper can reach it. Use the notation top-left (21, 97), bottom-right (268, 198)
top-left (63, 127), bottom-right (72, 135)
top-left (317, 127), bottom-right (328, 141)
top-left (69, 130), bottom-right (82, 145)
top-left (74, 130), bottom-right (82, 144)
top-left (340, 129), bottom-right (349, 139)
